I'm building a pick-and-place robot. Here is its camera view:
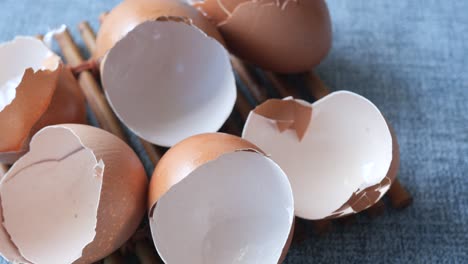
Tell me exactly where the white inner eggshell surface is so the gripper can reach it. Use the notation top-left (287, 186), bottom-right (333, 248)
top-left (242, 91), bottom-right (393, 220)
top-left (0, 126), bottom-right (103, 264)
top-left (0, 37), bottom-right (59, 112)
top-left (102, 20), bottom-right (236, 147)
top-left (150, 151), bottom-right (294, 263)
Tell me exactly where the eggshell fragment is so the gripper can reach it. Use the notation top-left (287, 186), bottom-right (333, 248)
top-left (0, 37), bottom-right (86, 164)
top-left (242, 91), bottom-right (395, 220)
top-left (94, 0), bottom-right (225, 59)
top-left (101, 21), bottom-right (236, 147)
top-left (148, 133), bottom-right (294, 263)
top-left (0, 124), bottom-right (147, 264)
top-left (194, 0), bottom-right (332, 73)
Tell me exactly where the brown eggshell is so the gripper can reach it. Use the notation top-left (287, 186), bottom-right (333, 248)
top-left (0, 124), bottom-right (147, 264)
top-left (196, 0), bottom-right (332, 73)
top-left (148, 132), bottom-right (261, 209)
top-left (94, 0), bottom-right (225, 59)
top-left (148, 133), bottom-right (294, 263)
top-left (0, 65), bottom-right (86, 164)
top-left (66, 124), bottom-right (148, 264)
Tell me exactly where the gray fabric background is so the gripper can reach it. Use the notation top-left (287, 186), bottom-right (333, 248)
top-left (1, 0), bottom-right (467, 263)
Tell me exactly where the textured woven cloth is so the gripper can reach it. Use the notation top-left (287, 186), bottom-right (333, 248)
top-left (1, 0), bottom-right (467, 263)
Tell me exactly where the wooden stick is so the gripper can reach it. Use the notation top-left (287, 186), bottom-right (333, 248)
top-left (74, 23), bottom-right (162, 165)
top-left (235, 91), bottom-right (254, 121)
top-left (304, 71), bottom-right (330, 99)
top-left (311, 219), bottom-right (333, 235)
top-left (230, 56), bottom-right (268, 103)
top-left (54, 29), bottom-right (126, 140)
top-left (387, 179), bottom-right (413, 209)
top-left (366, 199), bottom-right (385, 218)
top-left (78, 22), bottom-right (97, 55)
top-left (0, 164), bottom-right (8, 177)
top-left (263, 72), bottom-right (300, 98)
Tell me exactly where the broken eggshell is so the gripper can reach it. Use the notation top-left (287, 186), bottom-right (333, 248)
top-left (94, 0), bottom-right (225, 59)
top-left (148, 133), bottom-right (294, 263)
top-left (0, 37), bottom-right (86, 164)
top-left (242, 91), bottom-right (397, 220)
top-left (101, 20), bottom-right (236, 147)
top-left (0, 124), bottom-right (147, 264)
top-left (194, 0), bottom-right (332, 73)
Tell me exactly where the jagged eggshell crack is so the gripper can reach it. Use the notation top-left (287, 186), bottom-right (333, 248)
top-left (0, 37), bottom-right (86, 164)
top-left (243, 91), bottom-right (395, 220)
top-left (0, 124), bottom-right (147, 264)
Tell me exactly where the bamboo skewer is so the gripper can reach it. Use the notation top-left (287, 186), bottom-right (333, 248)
top-left (78, 22), bottom-right (97, 55)
top-left (54, 29), bottom-right (126, 140)
top-left (0, 164), bottom-right (7, 177)
top-left (231, 56), bottom-right (268, 103)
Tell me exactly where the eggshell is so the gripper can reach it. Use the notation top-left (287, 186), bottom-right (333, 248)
top-left (148, 133), bottom-right (294, 263)
top-left (242, 91), bottom-right (395, 220)
top-left (101, 20), bottom-right (236, 147)
top-left (94, 0), bottom-right (225, 59)
top-left (0, 124), bottom-right (147, 264)
top-left (0, 37), bottom-right (86, 164)
top-left (194, 0), bottom-right (332, 73)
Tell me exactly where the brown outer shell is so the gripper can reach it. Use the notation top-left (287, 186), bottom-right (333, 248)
top-left (205, 0), bottom-right (332, 73)
top-left (148, 133), bottom-right (262, 210)
top-left (94, 0), bottom-right (225, 59)
top-left (149, 132), bottom-right (295, 263)
top-left (325, 121), bottom-right (400, 219)
top-left (194, 0), bottom-right (249, 24)
top-left (56, 124), bottom-right (148, 264)
top-left (0, 65), bottom-right (86, 164)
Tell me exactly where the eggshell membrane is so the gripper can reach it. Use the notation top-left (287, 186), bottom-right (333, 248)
top-left (242, 91), bottom-right (394, 220)
top-left (0, 124), bottom-right (147, 264)
top-left (148, 133), bottom-right (294, 263)
top-left (0, 37), bottom-right (86, 164)
top-left (94, 0), bottom-right (225, 59)
top-left (196, 0), bottom-right (332, 73)
top-left (101, 21), bottom-right (236, 147)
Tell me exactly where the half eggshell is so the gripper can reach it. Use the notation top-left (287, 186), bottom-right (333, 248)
top-left (94, 0), bottom-right (225, 59)
top-left (242, 91), bottom-right (397, 220)
top-left (0, 37), bottom-right (86, 164)
top-left (194, 0), bottom-right (332, 73)
top-left (101, 20), bottom-right (236, 147)
top-left (148, 133), bottom-right (294, 263)
top-left (0, 124), bottom-right (147, 264)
